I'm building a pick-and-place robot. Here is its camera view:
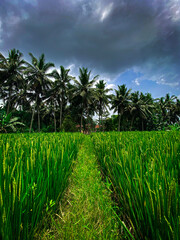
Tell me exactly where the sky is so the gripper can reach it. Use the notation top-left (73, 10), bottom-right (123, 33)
top-left (0, 0), bottom-right (180, 99)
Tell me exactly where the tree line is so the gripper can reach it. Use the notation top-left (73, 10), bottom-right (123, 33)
top-left (0, 49), bottom-right (179, 133)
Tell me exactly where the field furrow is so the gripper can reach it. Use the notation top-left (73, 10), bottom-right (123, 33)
top-left (40, 136), bottom-right (120, 239)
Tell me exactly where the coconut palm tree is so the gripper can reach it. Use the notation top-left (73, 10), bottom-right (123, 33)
top-left (0, 49), bottom-right (26, 114)
top-left (130, 91), bottom-right (154, 131)
top-left (73, 67), bottom-right (98, 132)
top-left (51, 66), bottom-right (73, 130)
top-left (139, 92), bottom-right (154, 130)
top-left (111, 84), bottom-right (131, 131)
top-left (25, 53), bottom-right (54, 132)
top-left (42, 85), bottom-right (57, 132)
top-left (168, 98), bottom-right (180, 124)
top-left (156, 94), bottom-right (176, 126)
top-left (95, 80), bottom-right (112, 131)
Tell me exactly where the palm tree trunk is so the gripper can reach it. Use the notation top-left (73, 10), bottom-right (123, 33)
top-left (99, 102), bottom-right (102, 131)
top-left (29, 108), bottom-right (35, 133)
top-left (37, 108), bottom-right (41, 132)
top-left (142, 119), bottom-right (144, 131)
top-left (80, 112), bottom-right (83, 133)
top-left (101, 115), bottom-right (104, 132)
top-left (54, 104), bottom-right (56, 132)
top-left (54, 112), bottom-right (56, 132)
top-left (87, 108), bottom-right (90, 134)
top-left (99, 110), bottom-right (101, 132)
top-left (7, 88), bottom-right (12, 114)
top-left (29, 96), bottom-right (37, 133)
top-left (118, 114), bottom-right (121, 131)
top-left (130, 115), bottom-right (135, 131)
top-left (60, 101), bottom-right (62, 131)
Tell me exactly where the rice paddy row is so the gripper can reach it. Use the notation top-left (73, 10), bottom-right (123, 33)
top-left (92, 131), bottom-right (180, 240)
top-left (0, 133), bottom-right (83, 240)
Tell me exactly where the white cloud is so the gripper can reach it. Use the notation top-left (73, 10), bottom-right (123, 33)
top-left (168, 0), bottom-right (180, 22)
top-left (67, 63), bottom-right (75, 71)
top-left (156, 78), bottom-right (179, 87)
top-left (100, 2), bottom-right (113, 22)
top-left (133, 57), bottom-right (180, 88)
top-left (134, 78), bottom-right (140, 86)
top-left (106, 83), bottom-right (115, 89)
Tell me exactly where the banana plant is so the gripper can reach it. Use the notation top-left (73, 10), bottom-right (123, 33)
top-left (0, 111), bottom-right (25, 132)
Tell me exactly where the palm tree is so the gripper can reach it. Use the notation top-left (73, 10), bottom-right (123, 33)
top-left (15, 78), bottom-right (31, 111)
top-left (43, 84), bottom-right (58, 132)
top-left (51, 66), bottom-right (73, 130)
top-left (169, 98), bottom-right (180, 124)
top-left (95, 80), bottom-right (112, 131)
top-left (130, 91), bottom-right (153, 131)
top-left (0, 49), bottom-right (26, 114)
top-left (111, 84), bottom-right (131, 131)
top-left (157, 94), bottom-right (176, 126)
top-left (25, 53), bottom-right (54, 132)
top-left (73, 67), bottom-right (98, 132)
top-left (139, 92), bottom-right (154, 130)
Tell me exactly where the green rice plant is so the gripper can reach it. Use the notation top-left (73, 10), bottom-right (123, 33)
top-left (0, 133), bottom-right (82, 240)
top-left (92, 131), bottom-right (180, 240)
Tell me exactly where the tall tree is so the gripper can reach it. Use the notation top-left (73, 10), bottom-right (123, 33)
top-left (139, 92), bottom-right (154, 130)
top-left (130, 91), bottom-right (153, 131)
top-left (157, 94), bottom-right (176, 126)
top-left (95, 80), bottom-right (112, 131)
top-left (170, 98), bottom-right (180, 123)
top-left (0, 49), bottom-right (26, 114)
top-left (25, 53), bottom-right (54, 132)
top-left (51, 66), bottom-right (73, 130)
top-left (43, 83), bottom-right (58, 132)
top-left (111, 84), bottom-right (131, 131)
top-left (73, 67), bottom-right (98, 132)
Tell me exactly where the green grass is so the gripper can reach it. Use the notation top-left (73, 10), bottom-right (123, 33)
top-left (1, 131), bottom-right (179, 240)
top-left (40, 136), bottom-right (120, 239)
top-left (92, 131), bottom-right (180, 240)
top-left (0, 133), bottom-right (82, 240)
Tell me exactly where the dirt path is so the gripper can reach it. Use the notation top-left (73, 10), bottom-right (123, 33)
top-left (40, 136), bottom-right (120, 239)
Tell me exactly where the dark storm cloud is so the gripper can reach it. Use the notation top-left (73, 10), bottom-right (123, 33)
top-left (0, 0), bottom-right (180, 86)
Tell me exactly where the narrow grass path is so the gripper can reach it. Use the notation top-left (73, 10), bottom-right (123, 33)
top-left (41, 136), bottom-right (120, 239)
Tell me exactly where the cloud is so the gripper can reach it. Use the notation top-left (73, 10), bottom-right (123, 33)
top-left (133, 56), bottom-right (180, 87)
top-left (134, 78), bottom-right (140, 86)
top-left (100, 2), bottom-right (114, 22)
top-left (106, 83), bottom-right (116, 93)
top-left (0, 0), bottom-right (180, 88)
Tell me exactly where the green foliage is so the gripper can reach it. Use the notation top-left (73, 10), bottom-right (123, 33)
top-left (0, 49), bottom-right (180, 133)
top-left (95, 80), bottom-right (112, 130)
top-left (0, 111), bottom-right (25, 133)
top-left (166, 123), bottom-right (180, 131)
top-left (0, 133), bottom-right (82, 239)
top-left (92, 131), bottom-right (180, 240)
top-left (111, 84), bottom-right (131, 131)
top-left (70, 67), bottom-right (99, 131)
top-left (0, 49), bottom-right (26, 114)
top-left (61, 115), bottom-right (77, 132)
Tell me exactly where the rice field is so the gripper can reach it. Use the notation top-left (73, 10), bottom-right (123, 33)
top-left (92, 131), bottom-right (180, 240)
top-left (0, 131), bottom-right (179, 239)
top-left (0, 133), bottom-right (82, 240)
